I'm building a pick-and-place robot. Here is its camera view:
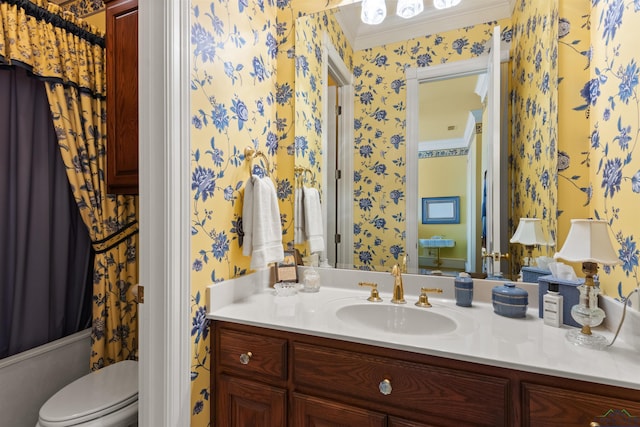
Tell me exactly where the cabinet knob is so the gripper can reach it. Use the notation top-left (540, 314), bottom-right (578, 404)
top-left (239, 352), bottom-right (253, 365)
top-left (378, 379), bottom-right (392, 395)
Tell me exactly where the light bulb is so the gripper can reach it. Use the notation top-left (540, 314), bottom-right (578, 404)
top-left (433, 0), bottom-right (461, 10)
top-left (397, 0), bottom-right (424, 19)
top-left (361, 0), bottom-right (387, 25)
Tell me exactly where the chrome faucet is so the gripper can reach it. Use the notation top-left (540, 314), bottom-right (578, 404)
top-left (391, 264), bottom-right (406, 304)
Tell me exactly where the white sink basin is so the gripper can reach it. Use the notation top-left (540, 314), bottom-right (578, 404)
top-left (335, 304), bottom-right (457, 335)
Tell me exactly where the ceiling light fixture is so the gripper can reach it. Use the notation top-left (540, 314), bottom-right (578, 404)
top-left (433, 0), bottom-right (461, 10)
top-left (361, 0), bottom-right (387, 25)
top-left (397, 0), bottom-right (424, 19)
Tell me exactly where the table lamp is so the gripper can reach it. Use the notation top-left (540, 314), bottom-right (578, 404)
top-left (510, 218), bottom-right (552, 266)
top-left (554, 219), bottom-right (619, 350)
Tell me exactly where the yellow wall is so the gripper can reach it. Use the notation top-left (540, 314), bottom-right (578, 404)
top-left (587, 1), bottom-right (640, 298)
top-left (511, 0), bottom-right (640, 299)
top-left (509, 0), bottom-right (558, 273)
top-left (82, 12), bottom-right (104, 32)
top-left (189, 2), bottom-right (281, 425)
top-left (555, 0), bottom-right (591, 272)
top-left (418, 156), bottom-right (467, 260)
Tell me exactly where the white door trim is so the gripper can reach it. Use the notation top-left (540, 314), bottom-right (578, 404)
top-left (138, 0), bottom-right (191, 426)
top-left (322, 32), bottom-right (354, 269)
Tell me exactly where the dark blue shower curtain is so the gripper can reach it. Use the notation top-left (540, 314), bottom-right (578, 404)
top-left (0, 66), bottom-right (94, 358)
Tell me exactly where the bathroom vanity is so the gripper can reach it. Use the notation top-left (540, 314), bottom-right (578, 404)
top-left (208, 271), bottom-right (640, 426)
top-left (212, 321), bottom-right (640, 426)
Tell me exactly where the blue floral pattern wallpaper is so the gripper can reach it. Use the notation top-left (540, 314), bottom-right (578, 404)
top-left (509, 0), bottom-right (558, 273)
top-left (294, 8), bottom-right (354, 255)
top-left (189, 0), bottom-right (284, 425)
top-left (352, 21), bottom-right (511, 270)
top-left (556, 0), bottom-right (591, 258)
top-left (185, 0), bottom-right (640, 425)
top-left (589, 0), bottom-right (640, 299)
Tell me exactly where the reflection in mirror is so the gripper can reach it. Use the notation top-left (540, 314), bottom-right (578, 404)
top-left (417, 73), bottom-right (484, 274)
top-left (406, 47), bottom-right (510, 278)
top-left (294, 6), bottom-right (511, 275)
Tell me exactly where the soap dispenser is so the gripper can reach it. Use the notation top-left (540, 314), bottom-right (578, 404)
top-left (454, 272), bottom-right (473, 307)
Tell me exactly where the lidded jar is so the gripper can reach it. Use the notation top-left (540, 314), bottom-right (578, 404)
top-left (492, 283), bottom-right (528, 318)
top-left (302, 267), bottom-right (321, 293)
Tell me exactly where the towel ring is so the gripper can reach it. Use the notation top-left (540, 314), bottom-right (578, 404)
top-left (245, 146), bottom-right (271, 177)
top-left (294, 166), bottom-right (316, 187)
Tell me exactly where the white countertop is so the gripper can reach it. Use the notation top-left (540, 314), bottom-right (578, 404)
top-left (207, 267), bottom-right (640, 390)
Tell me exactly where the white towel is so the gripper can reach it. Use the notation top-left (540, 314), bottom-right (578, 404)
top-left (242, 175), bottom-right (284, 269)
top-left (294, 187), bottom-right (307, 244)
top-left (303, 186), bottom-right (325, 253)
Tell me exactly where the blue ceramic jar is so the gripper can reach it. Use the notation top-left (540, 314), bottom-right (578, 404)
top-left (454, 273), bottom-right (473, 307)
top-left (492, 283), bottom-right (528, 318)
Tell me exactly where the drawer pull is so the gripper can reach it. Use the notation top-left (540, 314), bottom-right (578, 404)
top-left (239, 352), bottom-right (253, 365)
top-left (379, 379), bottom-right (392, 395)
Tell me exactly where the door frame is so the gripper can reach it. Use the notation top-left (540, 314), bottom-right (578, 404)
top-left (322, 32), bottom-right (354, 268)
top-left (138, 0), bottom-right (191, 425)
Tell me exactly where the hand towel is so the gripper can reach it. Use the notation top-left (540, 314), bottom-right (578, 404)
top-left (242, 175), bottom-right (284, 269)
top-left (303, 186), bottom-right (325, 253)
top-left (294, 187), bottom-right (307, 244)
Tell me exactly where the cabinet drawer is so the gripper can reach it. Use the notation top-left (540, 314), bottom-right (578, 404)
top-left (218, 328), bottom-right (287, 381)
top-left (523, 382), bottom-right (640, 427)
top-left (293, 342), bottom-right (509, 426)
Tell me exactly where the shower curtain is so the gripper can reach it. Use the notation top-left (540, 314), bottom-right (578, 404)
top-left (0, 65), bottom-right (94, 358)
top-left (0, 0), bottom-right (139, 369)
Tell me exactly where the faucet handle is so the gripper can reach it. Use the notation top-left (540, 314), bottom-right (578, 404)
top-left (358, 282), bottom-right (383, 302)
top-left (415, 288), bottom-right (443, 308)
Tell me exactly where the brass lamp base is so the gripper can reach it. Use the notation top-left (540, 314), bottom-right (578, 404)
top-left (566, 262), bottom-right (608, 350)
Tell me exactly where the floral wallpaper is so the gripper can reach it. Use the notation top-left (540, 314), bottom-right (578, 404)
top-left (556, 1), bottom-right (591, 259)
top-left (509, 0), bottom-right (558, 274)
top-left (188, 0), bottom-right (286, 425)
top-left (57, 0), bottom-right (103, 18)
top-left (294, 8), bottom-right (354, 255)
top-left (182, 0), bottom-right (640, 425)
top-left (588, 0), bottom-right (640, 299)
top-left (352, 20), bottom-right (511, 271)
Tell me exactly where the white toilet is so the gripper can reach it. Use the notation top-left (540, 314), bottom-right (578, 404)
top-left (36, 360), bottom-right (138, 427)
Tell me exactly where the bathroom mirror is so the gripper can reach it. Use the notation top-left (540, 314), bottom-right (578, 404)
top-left (294, 2), bottom-right (511, 276)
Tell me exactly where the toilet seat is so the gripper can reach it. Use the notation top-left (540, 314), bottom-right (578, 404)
top-left (38, 360), bottom-right (138, 427)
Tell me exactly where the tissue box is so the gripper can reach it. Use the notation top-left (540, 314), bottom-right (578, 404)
top-left (538, 275), bottom-right (583, 327)
top-left (522, 266), bottom-right (551, 283)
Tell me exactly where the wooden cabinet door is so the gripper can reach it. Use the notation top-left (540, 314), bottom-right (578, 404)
top-left (292, 393), bottom-right (386, 427)
top-left (105, 0), bottom-right (138, 194)
top-left (216, 375), bottom-right (286, 427)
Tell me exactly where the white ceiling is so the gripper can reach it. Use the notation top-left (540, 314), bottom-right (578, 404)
top-left (334, 0), bottom-right (514, 50)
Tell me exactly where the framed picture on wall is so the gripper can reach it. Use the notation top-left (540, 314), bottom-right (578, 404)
top-left (422, 196), bottom-right (460, 224)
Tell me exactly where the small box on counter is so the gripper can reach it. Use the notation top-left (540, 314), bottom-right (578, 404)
top-left (521, 266), bottom-right (551, 284)
top-left (538, 275), bottom-right (583, 327)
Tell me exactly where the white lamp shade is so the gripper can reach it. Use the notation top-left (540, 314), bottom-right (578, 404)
top-left (510, 218), bottom-right (550, 246)
top-left (361, 0), bottom-right (387, 25)
top-left (554, 219), bottom-right (620, 265)
top-left (433, 0), bottom-right (461, 10)
top-left (397, 0), bottom-right (424, 19)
